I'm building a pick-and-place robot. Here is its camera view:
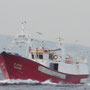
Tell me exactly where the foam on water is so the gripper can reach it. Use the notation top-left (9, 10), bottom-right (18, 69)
top-left (0, 79), bottom-right (39, 85)
top-left (0, 79), bottom-right (83, 87)
top-left (41, 80), bottom-right (57, 85)
top-left (86, 83), bottom-right (90, 86)
top-left (0, 79), bottom-right (59, 85)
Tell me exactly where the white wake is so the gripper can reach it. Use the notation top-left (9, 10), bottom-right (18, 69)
top-left (0, 79), bottom-right (83, 86)
top-left (0, 79), bottom-right (39, 85)
top-left (0, 79), bottom-right (57, 85)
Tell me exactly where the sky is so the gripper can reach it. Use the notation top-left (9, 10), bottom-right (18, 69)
top-left (0, 0), bottom-right (90, 46)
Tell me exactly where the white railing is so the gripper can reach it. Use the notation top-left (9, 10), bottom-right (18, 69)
top-left (72, 58), bottom-right (88, 64)
top-left (63, 58), bottom-right (88, 64)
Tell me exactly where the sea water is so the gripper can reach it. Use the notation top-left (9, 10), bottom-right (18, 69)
top-left (0, 73), bottom-right (90, 90)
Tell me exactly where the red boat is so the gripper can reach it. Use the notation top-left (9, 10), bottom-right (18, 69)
top-left (0, 23), bottom-right (89, 84)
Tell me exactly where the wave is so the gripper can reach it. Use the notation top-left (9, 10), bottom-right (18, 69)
top-left (0, 79), bottom-right (58, 85)
top-left (0, 79), bottom-right (83, 87)
top-left (86, 83), bottom-right (90, 86)
top-left (0, 79), bottom-right (39, 85)
top-left (41, 80), bottom-right (57, 85)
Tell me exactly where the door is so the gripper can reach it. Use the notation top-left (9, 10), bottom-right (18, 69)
top-left (50, 63), bottom-right (58, 71)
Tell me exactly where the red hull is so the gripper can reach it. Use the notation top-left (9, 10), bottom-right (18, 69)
top-left (0, 52), bottom-right (89, 84)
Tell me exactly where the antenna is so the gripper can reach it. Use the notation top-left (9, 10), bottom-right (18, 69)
top-left (56, 37), bottom-right (64, 46)
top-left (36, 32), bottom-right (43, 35)
top-left (57, 37), bottom-right (64, 42)
top-left (36, 32), bottom-right (45, 49)
top-left (56, 37), bottom-right (65, 61)
top-left (21, 21), bottom-right (27, 34)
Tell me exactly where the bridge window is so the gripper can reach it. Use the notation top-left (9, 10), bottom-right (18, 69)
top-left (49, 54), bottom-right (53, 60)
top-left (31, 53), bottom-right (43, 59)
top-left (31, 53), bottom-right (34, 59)
top-left (36, 53), bottom-right (43, 59)
top-left (39, 54), bottom-right (43, 59)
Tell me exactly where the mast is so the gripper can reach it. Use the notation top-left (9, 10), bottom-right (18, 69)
top-left (36, 32), bottom-right (45, 49)
top-left (6, 21), bottom-right (33, 58)
top-left (57, 37), bottom-right (65, 61)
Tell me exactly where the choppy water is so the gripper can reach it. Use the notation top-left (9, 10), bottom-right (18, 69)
top-left (0, 74), bottom-right (90, 90)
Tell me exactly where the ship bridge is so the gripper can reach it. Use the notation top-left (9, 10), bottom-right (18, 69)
top-left (28, 48), bottom-right (59, 61)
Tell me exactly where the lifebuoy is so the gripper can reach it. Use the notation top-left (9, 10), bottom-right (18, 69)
top-left (53, 55), bottom-right (58, 60)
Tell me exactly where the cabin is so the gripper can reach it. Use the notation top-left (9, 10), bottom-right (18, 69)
top-left (29, 48), bottom-right (60, 71)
